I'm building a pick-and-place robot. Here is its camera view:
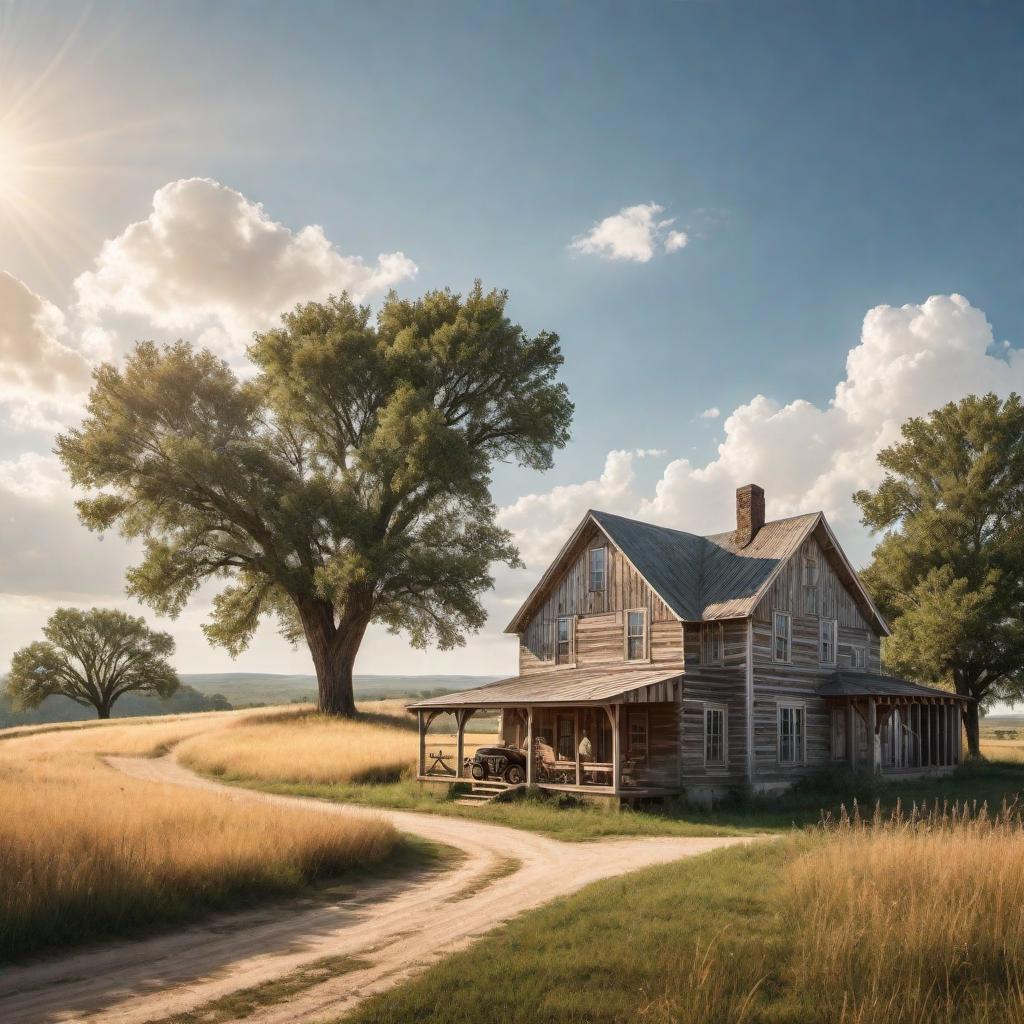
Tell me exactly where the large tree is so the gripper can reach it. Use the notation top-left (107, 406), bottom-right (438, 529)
top-left (854, 393), bottom-right (1024, 757)
top-left (7, 607), bottom-right (179, 719)
top-left (57, 284), bottom-right (572, 716)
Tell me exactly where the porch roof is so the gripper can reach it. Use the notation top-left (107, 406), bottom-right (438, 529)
top-left (406, 666), bottom-right (684, 710)
top-left (818, 672), bottom-right (973, 702)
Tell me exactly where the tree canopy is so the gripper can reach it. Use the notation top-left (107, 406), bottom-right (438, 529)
top-left (7, 607), bottom-right (179, 719)
top-left (855, 392), bottom-right (1024, 755)
top-left (57, 284), bottom-right (573, 715)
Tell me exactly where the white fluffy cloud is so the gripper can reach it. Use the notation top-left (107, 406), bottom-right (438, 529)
top-left (499, 294), bottom-right (1024, 569)
top-left (0, 273), bottom-right (92, 428)
top-left (74, 178), bottom-right (418, 359)
top-left (569, 203), bottom-right (687, 263)
top-left (700, 406), bottom-right (720, 420)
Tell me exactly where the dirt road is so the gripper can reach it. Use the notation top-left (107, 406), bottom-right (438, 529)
top-left (0, 755), bottom-right (757, 1024)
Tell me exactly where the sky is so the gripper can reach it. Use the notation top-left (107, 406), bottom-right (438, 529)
top-left (0, 0), bottom-right (1022, 684)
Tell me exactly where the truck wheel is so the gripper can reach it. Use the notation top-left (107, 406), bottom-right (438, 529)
top-left (471, 762), bottom-right (486, 780)
top-left (504, 764), bottom-right (525, 785)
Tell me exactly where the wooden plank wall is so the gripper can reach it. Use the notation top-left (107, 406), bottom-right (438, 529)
top-left (519, 521), bottom-right (680, 673)
top-left (622, 703), bottom-right (679, 788)
top-left (679, 620), bottom-right (749, 787)
top-left (751, 534), bottom-right (883, 782)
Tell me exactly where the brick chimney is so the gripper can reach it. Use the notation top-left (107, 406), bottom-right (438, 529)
top-left (735, 484), bottom-right (765, 548)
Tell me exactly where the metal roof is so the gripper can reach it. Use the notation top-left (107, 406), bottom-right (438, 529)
top-left (818, 672), bottom-right (973, 702)
top-left (407, 666), bottom-right (684, 710)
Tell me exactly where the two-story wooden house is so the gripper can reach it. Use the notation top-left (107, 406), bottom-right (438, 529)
top-left (410, 484), bottom-right (969, 804)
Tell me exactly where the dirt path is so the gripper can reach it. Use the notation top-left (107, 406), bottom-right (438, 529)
top-left (0, 755), bottom-right (758, 1024)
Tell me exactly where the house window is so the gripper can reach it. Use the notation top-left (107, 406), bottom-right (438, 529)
top-left (701, 622), bottom-right (723, 666)
top-left (627, 711), bottom-right (648, 758)
top-left (778, 703), bottom-right (805, 764)
top-left (589, 547), bottom-right (606, 592)
top-left (803, 556), bottom-right (819, 615)
top-left (820, 618), bottom-right (837, 666)
top-left (830, 708), bottom-right (847, 761)
top-left (704, 705), bottom-right (726, 765)
top-left (556, 616), bottom-right (573, 664)
top-left (626, 610), bottom-right (646, 661)
top-left (773, 612), bottom-right (791, 663)
top-left (850, 645), bottom-right (866, 671)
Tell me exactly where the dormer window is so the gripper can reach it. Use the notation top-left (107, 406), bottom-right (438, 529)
top-left (589, 547), bottom-right (606, 592)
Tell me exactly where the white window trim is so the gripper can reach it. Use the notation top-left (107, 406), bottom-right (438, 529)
top-left (849, 644), bottom-right (866, 671)
top-left (588, 546), bottom-right (607, 593)
top-left (777, 700), bottom-right (807, 766)
top-left (700, 622), bottom-right (724, 666)
top-left (624, 608), bottom-right (649, 662)
top-left (703, 702), bottom-right (728, 767)
top-left (820, 618), bottom-right (837, 666)
top-left (772, 611), bottom-right (792, 664)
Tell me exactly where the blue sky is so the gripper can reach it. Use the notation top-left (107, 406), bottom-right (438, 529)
top-left (0, 1), bottom-right (1022, 679)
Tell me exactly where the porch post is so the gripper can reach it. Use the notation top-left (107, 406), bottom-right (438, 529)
top-left (846, 702), bottom-right (856, 769)
top-left (417, 710), bottom-right (426, 777)
top-left (574, 708), bottom-right (581, 786)
top-left (612, 703), bottom-right (621, 795)
top-left (525, 706), bottom-right (535, 786)
top-left (455, 709), bottom-right (470, 779)
top-left (912, 704), bottom-right (920, 767)
top-left (867, 697), bottom-right (879, 774)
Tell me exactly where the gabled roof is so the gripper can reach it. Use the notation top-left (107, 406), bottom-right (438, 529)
top-left (506, 508), bottom-right (890, 636)
top-left (407, 666), bottom-right (684, 709)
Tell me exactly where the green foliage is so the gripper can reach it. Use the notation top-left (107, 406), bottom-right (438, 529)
top-left (854, 393), bottom-right (1024, 750)
top-left (6, 607), bottom-right (178, 718)
top-left (56, 285), bottom-right (573, 714)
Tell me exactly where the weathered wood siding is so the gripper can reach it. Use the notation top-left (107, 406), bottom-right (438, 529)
top-left (519, 521), bottom-right (679, 673)
top-left (620, 702), bottom-right (679, 788)
top-left (679, 620), bottom-right (749, 788)
top-left (751, 535), bottom-right (883, 782)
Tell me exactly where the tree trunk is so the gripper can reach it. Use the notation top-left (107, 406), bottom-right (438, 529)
top-left (963, 701), bottom-right (981, 759)
top-left (301, 600), bottom-right (370, 718)
top-left (96, 704), bottom-right (111, 720)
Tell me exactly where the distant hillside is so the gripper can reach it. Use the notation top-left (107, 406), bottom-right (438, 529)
top-left (181, 672), bottom-right (500, 707)
top-left (0, 672), bottom-right (499, 729)
top-left (0, 684), bottom-right (230, 729)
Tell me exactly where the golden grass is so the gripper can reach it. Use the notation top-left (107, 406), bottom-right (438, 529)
top-left (178, 704), bottom-right (495, 786)
top-left (786, 802), bottom-right (1024, 1023)
top-left (0, 710), bottom-right (400, 958)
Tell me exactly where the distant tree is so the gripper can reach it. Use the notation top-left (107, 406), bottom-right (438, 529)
top-left (854, 393), bottom-right (1024, 757)
top-left (7, 608), bottom-right (179, 719)
top-left (57, 285), bottom-right (572, 717)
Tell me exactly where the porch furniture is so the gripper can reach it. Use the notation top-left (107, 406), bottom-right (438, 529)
top-left (425, 749), bottom-right (456, 776)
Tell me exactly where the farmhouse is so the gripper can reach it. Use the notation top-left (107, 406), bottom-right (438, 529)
top-left (410, 485), bottom-right (970, 804)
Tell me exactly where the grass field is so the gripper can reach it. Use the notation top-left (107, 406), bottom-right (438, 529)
top-left (344, 801), bottom-right (1024, 1024)
top-left (0, 712), bottom-right (417, 960)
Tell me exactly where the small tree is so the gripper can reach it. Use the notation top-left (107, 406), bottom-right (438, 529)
top-left (57, 284), bottom-right (572, 716)
top-left (7, 608), bottom-right (179, 719)
top-left (854, 393), bottom-right (1024, 757)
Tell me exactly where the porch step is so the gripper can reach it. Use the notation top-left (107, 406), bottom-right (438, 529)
top-left (455, 781), bottom-right (525, 807)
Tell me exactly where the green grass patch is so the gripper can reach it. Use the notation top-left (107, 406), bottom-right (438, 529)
top-left (200, 759), bottom-right (1024, 841)
top-left (341, 841), bottom-right (796, 1024)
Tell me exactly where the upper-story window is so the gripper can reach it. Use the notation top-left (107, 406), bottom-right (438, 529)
top-left (773, 611), bottom-right (791, 663)
top-left (701, 622), bottom-right (723, 666)
top-left (850, 644), bottom-right (866, 671)
top-left (803, 555), bottom-right (819, 615)
top-left (626, 610), bottom-right (646, 661)
top-left (820, 618), bottom-right (837, 666)
top-left (556, 616), bottom-right (574, 664)
top-left (589, 547), bottom-right (606, 592)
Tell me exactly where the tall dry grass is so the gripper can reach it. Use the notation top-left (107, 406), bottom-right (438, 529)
top-left (178, 705), bottom-right (495, 785)
top-left (0, 713), bottom-right (399, 959)
top-left (786, 801), bottom-right (1024, 1023)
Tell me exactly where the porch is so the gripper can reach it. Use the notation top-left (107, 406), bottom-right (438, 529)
top-left (821, 673), bottom-right (972, 775)
top-left (408, 666), bottom-right (685, 800)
